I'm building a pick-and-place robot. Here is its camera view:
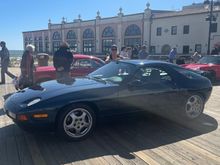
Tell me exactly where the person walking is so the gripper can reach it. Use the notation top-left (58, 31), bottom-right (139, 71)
top-left (53, 42), bottom-right (73, 80)
top-left (0, 41), bottom-right (17, 84)
top-left (168, 48), bottom-right (176, 63)
top-left (17, 44), bottom-right (35, 89)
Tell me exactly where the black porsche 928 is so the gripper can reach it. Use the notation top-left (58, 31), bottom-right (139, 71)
top-left (4, 60), bottom-right (212, 140)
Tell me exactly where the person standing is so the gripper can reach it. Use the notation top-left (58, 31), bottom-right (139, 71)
top-left (168, 48), bottom-right (176, 63)
top-left (131, 45), bottom-right (139, 59)
top-left (119, 46), bottom-right (129, 59)
top-left (211, 47), bottom-right (219, 55)
top-left (18, 44), bottom-right (35, 89)
top-left (105, 45), bottom-right (120, 63)
top-left (53, 42), bottom-right (73, 80)
top-left (138, 45), bottom-right (148, 59)
top-left (0, 41), bottom-right (17, 84)
top-left (191, 51), bottom-right (201, 63)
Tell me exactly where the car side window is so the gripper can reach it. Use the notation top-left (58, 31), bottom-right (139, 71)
top-left (90, 59), bottom-right (103, 68)
top-left (134, 67), bottom-right (173, 86)
top-left (72, 59), bottom-right (91, 68)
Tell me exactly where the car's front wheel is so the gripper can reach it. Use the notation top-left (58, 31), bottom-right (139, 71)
top-left (57, 104), bottom-right (96, 141)
top-left (184, 94), bottom-right (204, 120)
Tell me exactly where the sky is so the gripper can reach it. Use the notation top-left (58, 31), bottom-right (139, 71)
top-left (0, 0), bottom-right (204, 50)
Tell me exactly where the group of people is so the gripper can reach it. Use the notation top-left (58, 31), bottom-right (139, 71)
top-left (1, 40), bottom-right (220, 88)
top-left (105, 44), bottom-right (149, 63)
top-left (0, 41), bottom-right (73, 89)
top-left (0, 42), bottom-right (37, 89)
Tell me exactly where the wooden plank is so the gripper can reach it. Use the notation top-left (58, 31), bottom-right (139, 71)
top-left (105, 121), bottom-right (195, 165)
top-left (0, 112), bottom-right (9, 165)
top-left (24, 134), bottom-right (47, 165)
top-left (0, 68), bottom-right (220, 165)
top-left (13, 126), bottom-right (34, 165)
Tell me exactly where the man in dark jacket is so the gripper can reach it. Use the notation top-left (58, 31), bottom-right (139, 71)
top-left (0, 41), bottom-right (17, 84)
top-left (53, 42), bottom-right (73, 79)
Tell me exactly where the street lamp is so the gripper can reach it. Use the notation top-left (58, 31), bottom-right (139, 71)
top-left (204, 0), bottom-right (214, 55)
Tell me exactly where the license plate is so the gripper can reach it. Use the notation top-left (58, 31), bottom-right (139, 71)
top-left (8, 111), bottom-right (16, 119)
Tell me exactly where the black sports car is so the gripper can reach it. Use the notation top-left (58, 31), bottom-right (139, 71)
top-left (4, 60), bottom-right (212, 141)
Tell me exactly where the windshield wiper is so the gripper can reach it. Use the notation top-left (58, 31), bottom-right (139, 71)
top-left (88, 75), bottom-right (107, 84)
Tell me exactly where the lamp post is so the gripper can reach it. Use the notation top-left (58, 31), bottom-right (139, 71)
top-left (204, 0), bottom-right (214, 55)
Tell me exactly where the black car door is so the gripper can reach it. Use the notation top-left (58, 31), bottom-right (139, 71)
top-left (118, 66), bottom-right (179, 114)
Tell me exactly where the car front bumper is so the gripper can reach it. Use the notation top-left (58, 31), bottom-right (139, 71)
top-left (3, 101), bottom-right (56, 132)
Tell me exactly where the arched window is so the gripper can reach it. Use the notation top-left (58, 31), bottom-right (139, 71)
top-left (83, 28), bottom-right (95, 54)
top-left (67, 30), bottom-right (76, 39)
top-left (125, 24), bottom-right (141, 36)
top-left (53, 31), bottom-right (61, 40)
top-left (124, 24), bottom-right (142, 47)
top-left (38, 37), bottom-right (43, 52)
top-left (66, 30), bottom-right (77, 52)
top-left (45, 36), bottom-right (49, 53)
top-left (52, 32), bottom-right (61, 53)
top-left (83, 28), bottom-right (94, 39)
top-left (102, 26), bottom-right (114, 37)
top-left (102, 26), bottom-right (115, 54)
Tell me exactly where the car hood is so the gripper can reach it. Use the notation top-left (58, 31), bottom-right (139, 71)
top-left (7, 77), bottom-right (110, 104)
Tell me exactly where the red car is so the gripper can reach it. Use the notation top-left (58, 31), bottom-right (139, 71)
top-left (182, 55), bottom-right (220, 82)
top-left (34, 54), bottom-right (105, 83)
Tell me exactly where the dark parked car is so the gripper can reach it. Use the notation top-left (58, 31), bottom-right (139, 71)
top-left (4, 60), bottom-right (212, 141)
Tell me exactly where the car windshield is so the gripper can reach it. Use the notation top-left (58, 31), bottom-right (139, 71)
top-left (173, 66), bottom-right (203, 79)
top-left (197, 56), bottom-right (220, 65)
top-left (88, 61), bottom-right (136, 83)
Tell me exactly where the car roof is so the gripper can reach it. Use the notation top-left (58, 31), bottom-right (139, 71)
top-left (73, 54), bottom-right (101, 60)
top-left (203, 55), bottom-right (220, 57)
top-left (120, 59), bottom-right (175, 67)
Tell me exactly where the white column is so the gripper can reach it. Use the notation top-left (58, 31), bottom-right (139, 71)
top-left (95, 25), bottom-right (100, 53)
top-left (61, 25), bottom-right (65, 42)
top-left (42, 31), bottom-right (45, 52)
top-left (77, 28), bottom-right (81, 53)
top-left (48, 30), bottom-right (52, 53)
top-left (117, 23), bottom-right (122, 51)
top-left (143, 20), bottom-right (151, 47)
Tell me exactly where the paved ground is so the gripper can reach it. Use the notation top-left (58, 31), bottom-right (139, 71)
top-left (0, 67), bottom-right (220, 165)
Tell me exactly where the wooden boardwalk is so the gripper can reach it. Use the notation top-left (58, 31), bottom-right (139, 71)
top-left (0, 67), bottom-right (220, 165)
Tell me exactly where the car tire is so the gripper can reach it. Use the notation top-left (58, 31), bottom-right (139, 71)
top-left (57, 104), bottom-right (96, 141)
top-left (183, 94), bottom-right (204, 120)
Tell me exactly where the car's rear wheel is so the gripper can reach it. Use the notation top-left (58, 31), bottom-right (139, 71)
top-left (184, 94), bottom-right (204, 120)
top-left (57, 104), bottom-right (95, 141)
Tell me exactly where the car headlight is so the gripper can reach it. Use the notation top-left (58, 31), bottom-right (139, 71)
top-left (27, 98), bottom-right (41, 107)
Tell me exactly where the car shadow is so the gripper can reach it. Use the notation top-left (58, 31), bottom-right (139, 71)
top-left (0, 112), bottom-right (217, 164)
top-left (0, 109), bottom-right (5, 116)
top-left (213, 80), bottom-right (220, 86)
